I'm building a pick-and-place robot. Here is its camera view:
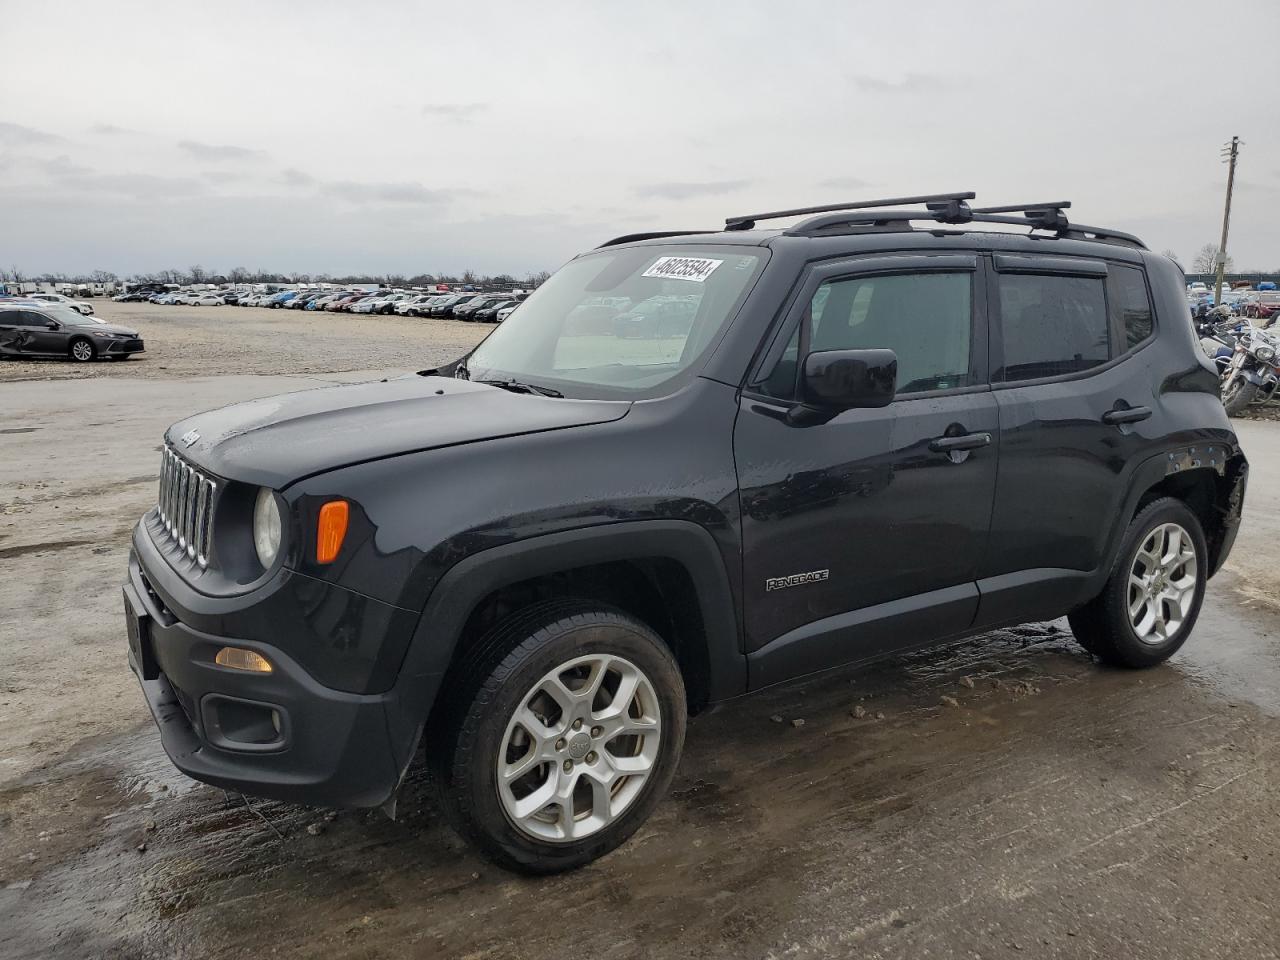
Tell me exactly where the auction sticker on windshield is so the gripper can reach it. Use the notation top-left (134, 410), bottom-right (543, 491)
top-left (642, 256), bottom-right (724, 283)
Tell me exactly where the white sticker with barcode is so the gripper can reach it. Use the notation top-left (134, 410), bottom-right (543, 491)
top-left (642, 256), bottom-right (724, 283)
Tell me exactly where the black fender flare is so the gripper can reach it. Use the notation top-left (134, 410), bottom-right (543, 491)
top-left (381, 520), bottom-right (745, 755)
top-left (1095, 442), bottom-right (1242, 590)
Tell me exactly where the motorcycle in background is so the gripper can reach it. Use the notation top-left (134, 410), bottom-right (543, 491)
top-left (1210, 316), bottom-right (1280, 416)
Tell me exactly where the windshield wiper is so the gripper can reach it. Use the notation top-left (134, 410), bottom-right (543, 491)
top-left (479, 378), bottom-right (563, 398)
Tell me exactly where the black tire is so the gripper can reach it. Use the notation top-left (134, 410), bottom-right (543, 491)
top-left (69, 337), bottom-right (97, 362)
top-left (1068, 497), bottom-right (1207, 668)
top-left (430, 601), bottom-right (686, 874)
top-left (1222, 373), bottom-right (1259, 416)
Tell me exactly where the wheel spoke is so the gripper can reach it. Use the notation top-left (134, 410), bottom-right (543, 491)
top-left (501, 747), bottom-right (542, 784)
top-left (595, 666), bottom-right (641, 723)
top-left (511, 770), bottom-right (558, 821)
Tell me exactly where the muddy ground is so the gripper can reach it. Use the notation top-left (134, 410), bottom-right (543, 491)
top-left (2, 302), bottom-right (1279, 959)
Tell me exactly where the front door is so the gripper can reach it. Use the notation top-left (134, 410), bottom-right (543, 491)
top-left (733, 254), bottom-right (998, 688)
top-left (24, 311), bottom-right (70, 355)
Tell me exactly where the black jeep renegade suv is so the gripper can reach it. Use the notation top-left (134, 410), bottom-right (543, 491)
top-left (125, 192), bottom-right (1247, 872)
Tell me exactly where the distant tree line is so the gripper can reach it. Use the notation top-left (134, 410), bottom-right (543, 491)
top-left (0, 264), bottom-right (555, 288)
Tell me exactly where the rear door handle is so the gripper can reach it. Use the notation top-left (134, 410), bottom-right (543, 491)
top-left (928, 432), bottom-right (992, 453)
top-left (1102, 405), bottom-right (1152, 425)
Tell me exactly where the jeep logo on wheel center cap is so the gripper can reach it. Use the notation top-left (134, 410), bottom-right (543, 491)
top-left (567, 732), bottom-right (592, 760)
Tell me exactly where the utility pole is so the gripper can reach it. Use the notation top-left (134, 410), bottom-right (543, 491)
top-left (1214, 136), bottom-right (1241, 305)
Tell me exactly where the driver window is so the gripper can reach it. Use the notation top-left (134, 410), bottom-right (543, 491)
top-left (758, 271), bottom-right (974, 397)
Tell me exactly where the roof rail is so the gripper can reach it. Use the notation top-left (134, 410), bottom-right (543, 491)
top-left (723, 192), bottom-right (975, 231)
top-left (774, 196), bottom-right (1146, 250)
top-left (597, 230), bottom-right (712, 248)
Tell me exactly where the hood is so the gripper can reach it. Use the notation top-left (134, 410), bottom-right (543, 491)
top-left (77, 321), bottom-right (138, 336)
top-left (167, 374), bottom-right (631, 489)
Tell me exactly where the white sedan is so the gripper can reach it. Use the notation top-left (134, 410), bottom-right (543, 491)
top-left (193, 294), bottom-right (225, 306)
top-left (28, 292), bottom-right (95, 315)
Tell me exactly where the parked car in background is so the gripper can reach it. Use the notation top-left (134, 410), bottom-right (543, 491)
top-left (430, 293), bottom-right (479, 318)
top-left (267, 292), bottom-right (299, 308)
top-left (323, 293), bottom-right (363, 312)
top-left (454, 294), bottom-right (514, 321)
top-left (396, 294), bottom-right (444, 316)
top-left (495, 303), bottom-right (519, 323)
top-left (0, 303), bottom-right (145, 361)
top-left (27, 292), bottom-right (95, 315)
top-left (472, 299), bottom-right (517, 322)
top-left (1243, 291), bottom-right (1280, 323)
top-left (191, 294), bottom-right (226, 306)
top-left (113, 292), bottom-right (153, 303)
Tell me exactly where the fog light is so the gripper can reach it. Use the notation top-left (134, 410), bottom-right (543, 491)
top-left (215, 647), bottom-right (273, 673)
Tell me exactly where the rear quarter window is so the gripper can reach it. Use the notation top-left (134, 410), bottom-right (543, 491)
top-left (1107, 264), bottom-right (1154, 349)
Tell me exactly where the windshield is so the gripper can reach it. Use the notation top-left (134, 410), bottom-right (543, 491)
top-left (466, 246), bottom-right (765, 398)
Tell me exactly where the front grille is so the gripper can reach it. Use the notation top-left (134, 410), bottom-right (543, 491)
top-left (121, 339), bottom-right (144, 351)
top-left (157, 447), bottom-right (217, 567)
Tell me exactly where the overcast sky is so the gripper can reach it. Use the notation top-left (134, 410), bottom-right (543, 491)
top-left (2, 0), bottom-right (1277, 278)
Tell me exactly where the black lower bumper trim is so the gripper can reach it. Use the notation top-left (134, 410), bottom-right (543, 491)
top-left (125, 555), bottom-right (403, 808)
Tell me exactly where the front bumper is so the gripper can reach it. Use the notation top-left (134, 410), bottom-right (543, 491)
top-left (100, 337), bottom-right (145, 355)
top-left (125, 542), bottom-right (419, 808)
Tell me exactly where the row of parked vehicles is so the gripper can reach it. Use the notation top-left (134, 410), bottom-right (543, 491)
top-left (1186, 280), bottom-right (1280, 321)
top-left (116, 288), bottom-right (527, 323)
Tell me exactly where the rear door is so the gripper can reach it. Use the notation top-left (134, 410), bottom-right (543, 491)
top-left (974, 254), bottom-right (1158, 626)
top-left (734, 253), bottom-right (998, 687)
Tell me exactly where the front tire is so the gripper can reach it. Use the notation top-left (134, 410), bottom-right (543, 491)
top-left (69, 338), bottom-right (96, 362)
top-left (1068, 497), bottom-right (1207, 668)
top-left (431, 602), bottom-right (686, 874)
top-left (1222, 373), bottom-right (1259, 416)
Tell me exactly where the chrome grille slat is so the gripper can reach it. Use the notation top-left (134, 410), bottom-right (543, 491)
top-left (156, 446), bottom-right (216, 568)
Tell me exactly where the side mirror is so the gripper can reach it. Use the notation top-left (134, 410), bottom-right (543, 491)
top-left (46, 320), bottom-right (60, 330)
top-left (804, 348), bottom-right (897, 407)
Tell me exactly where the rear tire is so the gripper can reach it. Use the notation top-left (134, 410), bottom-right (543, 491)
top-left (430, 601), bottom-right (686, 874)
top-left (1068, 497), bottom-right (1207, 668)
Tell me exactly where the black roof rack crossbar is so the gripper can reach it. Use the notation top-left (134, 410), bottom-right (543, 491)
top-left (597, 230), bottom-right (713, 248)
top-left (724, 192), bottom-right (975, 231)
top-left (970, 201), bottom-right (1072, 214)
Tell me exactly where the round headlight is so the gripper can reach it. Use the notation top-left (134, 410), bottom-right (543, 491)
top-left (253, 487), bottom-right (282, 568)
top-left (1255, 344), bottom-right (1275, 362)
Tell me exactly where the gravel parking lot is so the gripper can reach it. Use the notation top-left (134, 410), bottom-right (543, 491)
top-left (2, 302), bottom-right (1279, 959)
top-left (0, 300), bottom-right (489, 383)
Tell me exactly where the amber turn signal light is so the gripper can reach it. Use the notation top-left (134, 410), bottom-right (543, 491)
top-left (215, 647), bottom-right (273, 673)
top-left (316, 499), bottom-right (349, 564)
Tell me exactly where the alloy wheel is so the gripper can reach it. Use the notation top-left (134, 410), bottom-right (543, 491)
top-left (1127, 522), bottom-right (1198, 644)
top-left (497, 653), bottom-right (662, 842)
top-left (71, 341), bottom-right (93, 361)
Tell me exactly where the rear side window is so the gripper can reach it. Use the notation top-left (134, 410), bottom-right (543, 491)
top-left (1107, 264), bottom-right (1154, 349)
top-left (996, 273), bottom-right (1109, 381)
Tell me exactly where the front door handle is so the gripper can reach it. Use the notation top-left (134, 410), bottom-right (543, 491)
top-left (929, 432), bottom-right (992, 454)
top-left (1102, 405), bottom-right (1152, 425)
